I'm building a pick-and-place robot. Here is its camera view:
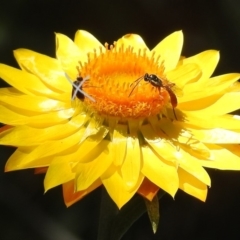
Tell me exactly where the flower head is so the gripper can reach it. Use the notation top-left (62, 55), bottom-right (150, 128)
top-left (1, 30), bottom-right (240, 208)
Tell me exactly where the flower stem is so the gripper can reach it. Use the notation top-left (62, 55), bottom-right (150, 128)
top-left (97, 187), bottom-right (165, 240)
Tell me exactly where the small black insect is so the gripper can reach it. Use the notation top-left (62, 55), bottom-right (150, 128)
top-left (129, 73), bottom-right (178, 119)
top-left (65, 73), bottom-right (95, 102)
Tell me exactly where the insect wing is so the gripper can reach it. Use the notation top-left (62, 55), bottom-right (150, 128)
top-left (167, 82), bottom-right (183, 97)
top-left (165, 86), bottom-right (178, 108)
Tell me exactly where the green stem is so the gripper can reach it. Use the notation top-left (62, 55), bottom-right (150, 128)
top-left (97, 188), bottom-right (166, 240)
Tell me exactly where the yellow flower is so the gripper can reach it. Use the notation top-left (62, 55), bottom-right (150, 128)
top-left (1, 30), bottom-right (240, 209)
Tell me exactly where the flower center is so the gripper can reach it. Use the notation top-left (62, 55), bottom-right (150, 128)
top-left (79, 43), bottom-right (170, 119)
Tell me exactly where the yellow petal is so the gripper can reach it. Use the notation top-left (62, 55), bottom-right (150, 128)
top-left (186, 91), bottom-right (240, 116)
top-left (0, 91), bottom-right (70, 113)
top-left (0, 64), bottom-right (54, 97)
top-left (0, 105), bottom-right (27, 125)
top-left (1, 106), bottom-right (74, 127)
top-left (166, 63), bottom-right (201, 88)
top-left (179, 94), bottom-right (222, 111)
top-left (183, 50), bottom-right (219, 81)
top-left (44, 159), bottom-right (75, 191)
top-left (5, 147), bottom-right (52, 171)
top-left (29, 125), bottom-right (106, 173)
top-left (141, 123), bottom-right (210, 186)
top-left (182, 112), bottom-right (240, 130)
top-left (187, 127), bottom-right (240, 144)
top-left (199, 144), bottom-right (240, 170)
top-left (74, 30), bottom-right (103, 64)
top-left (120, 137), bottom-right (141, 191)
top-left (181, 73), bottom-right (240, 104)
top-left (141, 145), bottom-right (178, 197)
top-left (146, 119), bottom-right (209, 161)
top-left (71, 125), bottom-right (109, 163)
top-left (75, 140), bottom-right (112, 191)
top-left (55, 33), bottom-right (82, 78)
top-left (177, 148), bottom-right (211, 186)
top-left (63, 179), bottom-right (101, 207)
top-left (140, 123), bottom-right (178, 163)
top-left (152, 31), bottom-right (183, 72)
top-left (116, 33), bottom-right (149, 54)
top-left (112, 124), bottom-right (127, 166)
top-left (0, 117), bottom-right (86, 146)
top-left (14, 132), bottom-right (84, 163)
top-left (14, 49), bottom-right (71, 95)
top-left (102, 166), bottom-right (144, 209)
top-left (178, 168), bottom-right (208, 202)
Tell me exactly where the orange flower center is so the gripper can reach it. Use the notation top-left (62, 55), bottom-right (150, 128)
top-left (79, 43), bottom-right (171, 119)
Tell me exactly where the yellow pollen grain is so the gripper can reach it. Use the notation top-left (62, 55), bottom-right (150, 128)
top-left (78, 43), bottom-right (170, 119)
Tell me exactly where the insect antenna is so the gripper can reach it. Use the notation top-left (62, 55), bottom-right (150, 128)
top-left (128, 76), bottom-right (144, 97)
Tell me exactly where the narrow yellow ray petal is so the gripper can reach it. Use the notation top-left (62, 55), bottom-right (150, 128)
top-left (14, 49), bottom-right (71, 93)
top-left (199, 144), bottom-right (240, 170)
top-left (75, 140), bottom-right (112, 191)
top-left (179, 94), bottom-right (222, 111)
top-left (112, 124), bottom-right (127, 166)
top-left (55, 33), bottom-right (82, 78)
top-left (0, 87), bottom-right (22, 96)
top-left (152, 31), bottom-right (183, 72)
top-left (69, 117), bottom-right (104, 150)
top-left (44, 160), bottom-right (75, 191)
top-left (25, 125), bottom-right (107, 173)
top-left (141, 123), bottom-right (210, 186)
top-left (0, 64), bottom-right (46, 95)
top-left (181, 73), bottom-right (240, 103)
top-left (0, 104), bottom-right (74, 127)
top-left (166, 63), bottom-right (201, 88)
top-left (116, 33), bottom-right (149, 54)
top-left (16, 128), bottom-right (90, 163)
top-left (120, 137), bottom-right (141, 191)
top-left (141, 145), bottom-right (178, 197)
top-left (183, 125), bottom-right (240, 144)
top-left (182, 112), bottom-right (240, 130)
top-left (102, 167), bottom-right (144, 209)
top-left (5, 147), bottom-right (53, 171)
top-left (0, 93), bottom-right (70, 113)
top-left (71, 126), bottom-right (109, 164)
top-left (178, 168), bottom-right (208, 202)
top-left (0, 105), bottom-right (29, 125)
top-left (183, 50), bottom-right (219, 81)
top-left (63, 179), bottom-right (101, 207)
top-left (159, 121), bottom-right (211, 159)
top-left (146, 120), bottom-right (209, 159)
top-left (74, 30), bottom-right (103, 64)
top-left (186, 91), bottom-right (240, 116)
top-left (0, 115), bottom-right (87, 146)
top-left (141, 123), bottom-right (179, 163)
top-left (0, 64), bottom-right (67, 100)
top-left (67, 127), bottom-right (109, 165)
top-left (177, 148), bottom-right (211, 186)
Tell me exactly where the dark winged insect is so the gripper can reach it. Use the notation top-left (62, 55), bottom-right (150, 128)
top-left (65, 73), bottom-right (95, 102)
top-left (129, 73), bottom-right (178, 119)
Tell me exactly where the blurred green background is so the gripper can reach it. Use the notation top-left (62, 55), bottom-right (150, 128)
top-left (1, 0), bottom-right (240, 239)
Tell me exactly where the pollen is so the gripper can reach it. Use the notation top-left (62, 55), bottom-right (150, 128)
top-left (79, 42), bottom-right (170, 119)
